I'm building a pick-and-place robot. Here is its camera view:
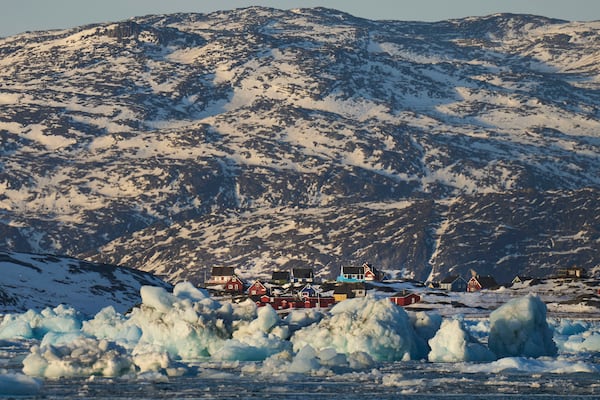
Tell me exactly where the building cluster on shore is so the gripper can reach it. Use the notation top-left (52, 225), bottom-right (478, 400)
top-left (203, 263), bottom-right (420, 311)
top-left (203, 263), bottom-right (590, 311)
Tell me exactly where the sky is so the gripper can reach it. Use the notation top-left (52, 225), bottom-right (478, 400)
top-left (1, 0), bottom-right (600, 38)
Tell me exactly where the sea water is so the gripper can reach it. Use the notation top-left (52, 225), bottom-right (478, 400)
top-left (2, 340), bottom-right (599, 399)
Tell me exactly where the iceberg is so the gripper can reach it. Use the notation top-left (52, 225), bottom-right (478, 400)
top-left (428, 318), bottom-right (496, 362)
top-left (488, 294), bottom-right (557, 358)
top-left (290, 296), bottom-right (422, 361)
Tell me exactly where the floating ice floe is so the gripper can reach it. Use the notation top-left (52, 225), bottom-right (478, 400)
top-left (0, 372), bottom-right (42, 396)
top-left (459, 357), bottom-right (600, 374)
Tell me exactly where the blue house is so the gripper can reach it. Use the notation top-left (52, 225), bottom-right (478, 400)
top-left (299, 283), bottom-right (317, 298)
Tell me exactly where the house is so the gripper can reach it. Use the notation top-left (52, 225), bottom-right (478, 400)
top-left (333, 282), bottom-right (367, 302)
top-left (389, 291), bottom-right (421, 306)
top-left (303, 296), bottom-right (336, 309)
top-left (266, 297), bottom-right (298, 310)
top-left (511, 275), bottom-right (541, 286)
top-left (467, 275), bottom-right (498, 292)
top-left (299, 283), bottom-right (317, 298)
top-left (332, 286), bottom-right (349, 302)
top-left (426, 281), bottom-right (440, 289)
top-left (247, 280), bottom-right (268, 296)
top-left (270, 270), bottom-right (291, 285)
top-left (291, 268), bottom-right (314, 284)
top-left (207, 266), bottom-right (236, 285)
top-left (337, 262), bottom-right (385, 283)
top-left (223, 275), bottom-right (244, 293)
top-left (439, 275), bottom-right (467, 292)
top-left (558, 266), bottom-right (587, 279)
top-left (512, 275), bottom-right (533, 285)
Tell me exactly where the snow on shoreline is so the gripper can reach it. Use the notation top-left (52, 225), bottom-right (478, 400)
top-left (0, 282), bottom-right (598, 396)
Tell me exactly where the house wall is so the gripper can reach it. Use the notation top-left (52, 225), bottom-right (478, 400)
top-left (334, 293), bottom-right (348, 302)
top-left (391, 294), bottom-right (420, 306)
top-left (467, 279), bottom-right (482, 292)
top-left (249, 283), bottom-right (267, 296)
top-left (208, 276), bottom-right (229, 283)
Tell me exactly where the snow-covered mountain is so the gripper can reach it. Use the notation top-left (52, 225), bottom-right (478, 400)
top-left (0, 8), bottom-right (599, 284)
top-left (0, 251), bottom-right (170, 314)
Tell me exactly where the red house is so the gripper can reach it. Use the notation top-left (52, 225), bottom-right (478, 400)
top-left (224, 276), bottom-right (244, 293)
top-left (248, 280), bottom-right (268, 296)
top-left (305, 296), bottom-right (336, 309)
top-left (389, 291), bottom-right (421, 306)
top-left (467, 275), bottom-right (498, 292)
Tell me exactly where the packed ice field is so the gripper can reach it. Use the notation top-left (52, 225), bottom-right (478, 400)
top-left (0, 282), bottom-right (599, 397)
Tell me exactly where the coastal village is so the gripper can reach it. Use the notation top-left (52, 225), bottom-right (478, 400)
top-left (203, 263), bottom-right (596, 313)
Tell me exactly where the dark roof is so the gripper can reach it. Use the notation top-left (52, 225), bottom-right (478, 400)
top-left (440, 275), bottom-right (462, 284)
top-left (513, 275), bottom-right (533, 281)
top-left (334, 282), bottom-right (366, 294)
top-left (292, 268), bottom-right (314, 279)
top-left (300, 284), bottom-right (316, 292)
top-left (271, 271), bottom-right (290, 280)
top-left (211, 266), bottom-right (235, 276)
top-left (334, 286), bottom-right (351, 295)
top-left (473, 275), bottom-right (498, 288)
top-left (342, 266), bottom-right (363, 274)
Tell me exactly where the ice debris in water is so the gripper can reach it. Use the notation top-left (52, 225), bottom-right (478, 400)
top-left (2, 283), bottom-right (598, 379)
top-left (553, 319), bottom-right (600, 353)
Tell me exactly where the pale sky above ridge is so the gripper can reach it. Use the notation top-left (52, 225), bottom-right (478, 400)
top-left (1, 0), bottom-right (600, 38)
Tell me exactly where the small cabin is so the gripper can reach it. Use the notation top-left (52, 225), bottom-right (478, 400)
top-left (270, 270), bottom-right (291, 285)
top-left (390, 291), bottom-right (421, 306)
top-left (208, 266), bottom-right (236, 285)
top-left (467, 275), bottom-right (498, 292)
top-left (333, 282), bottom-right (367, 302)
top-left (558, 266), bottom-right (587, 279)
top-left (512, 275), bottom-right (533, 285)
top-left (299, 283), bottom-right (317, 298)
top-left (426, 281), bottom-right (440, 289)
top-left (224, 276), bottom-right (244, 293)
top-left (337, 262), bottom-right (385, 283)
top-left (291, 268), bottom-right (314, 284)
top-left (439, 275), bottom-right (467, 292)
top-left (248, 280), bottom-right (268, 296)
top-left (511, 275), bottom-right (541, 286)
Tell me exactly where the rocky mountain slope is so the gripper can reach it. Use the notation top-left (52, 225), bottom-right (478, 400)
top-left (0, 8), bottom-right (599, 284)
top-left (0, 251), bottom-right (170, 314)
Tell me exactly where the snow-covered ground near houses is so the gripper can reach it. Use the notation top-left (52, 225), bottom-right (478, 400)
top-left (0, 281), bottom-right (599, 398)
